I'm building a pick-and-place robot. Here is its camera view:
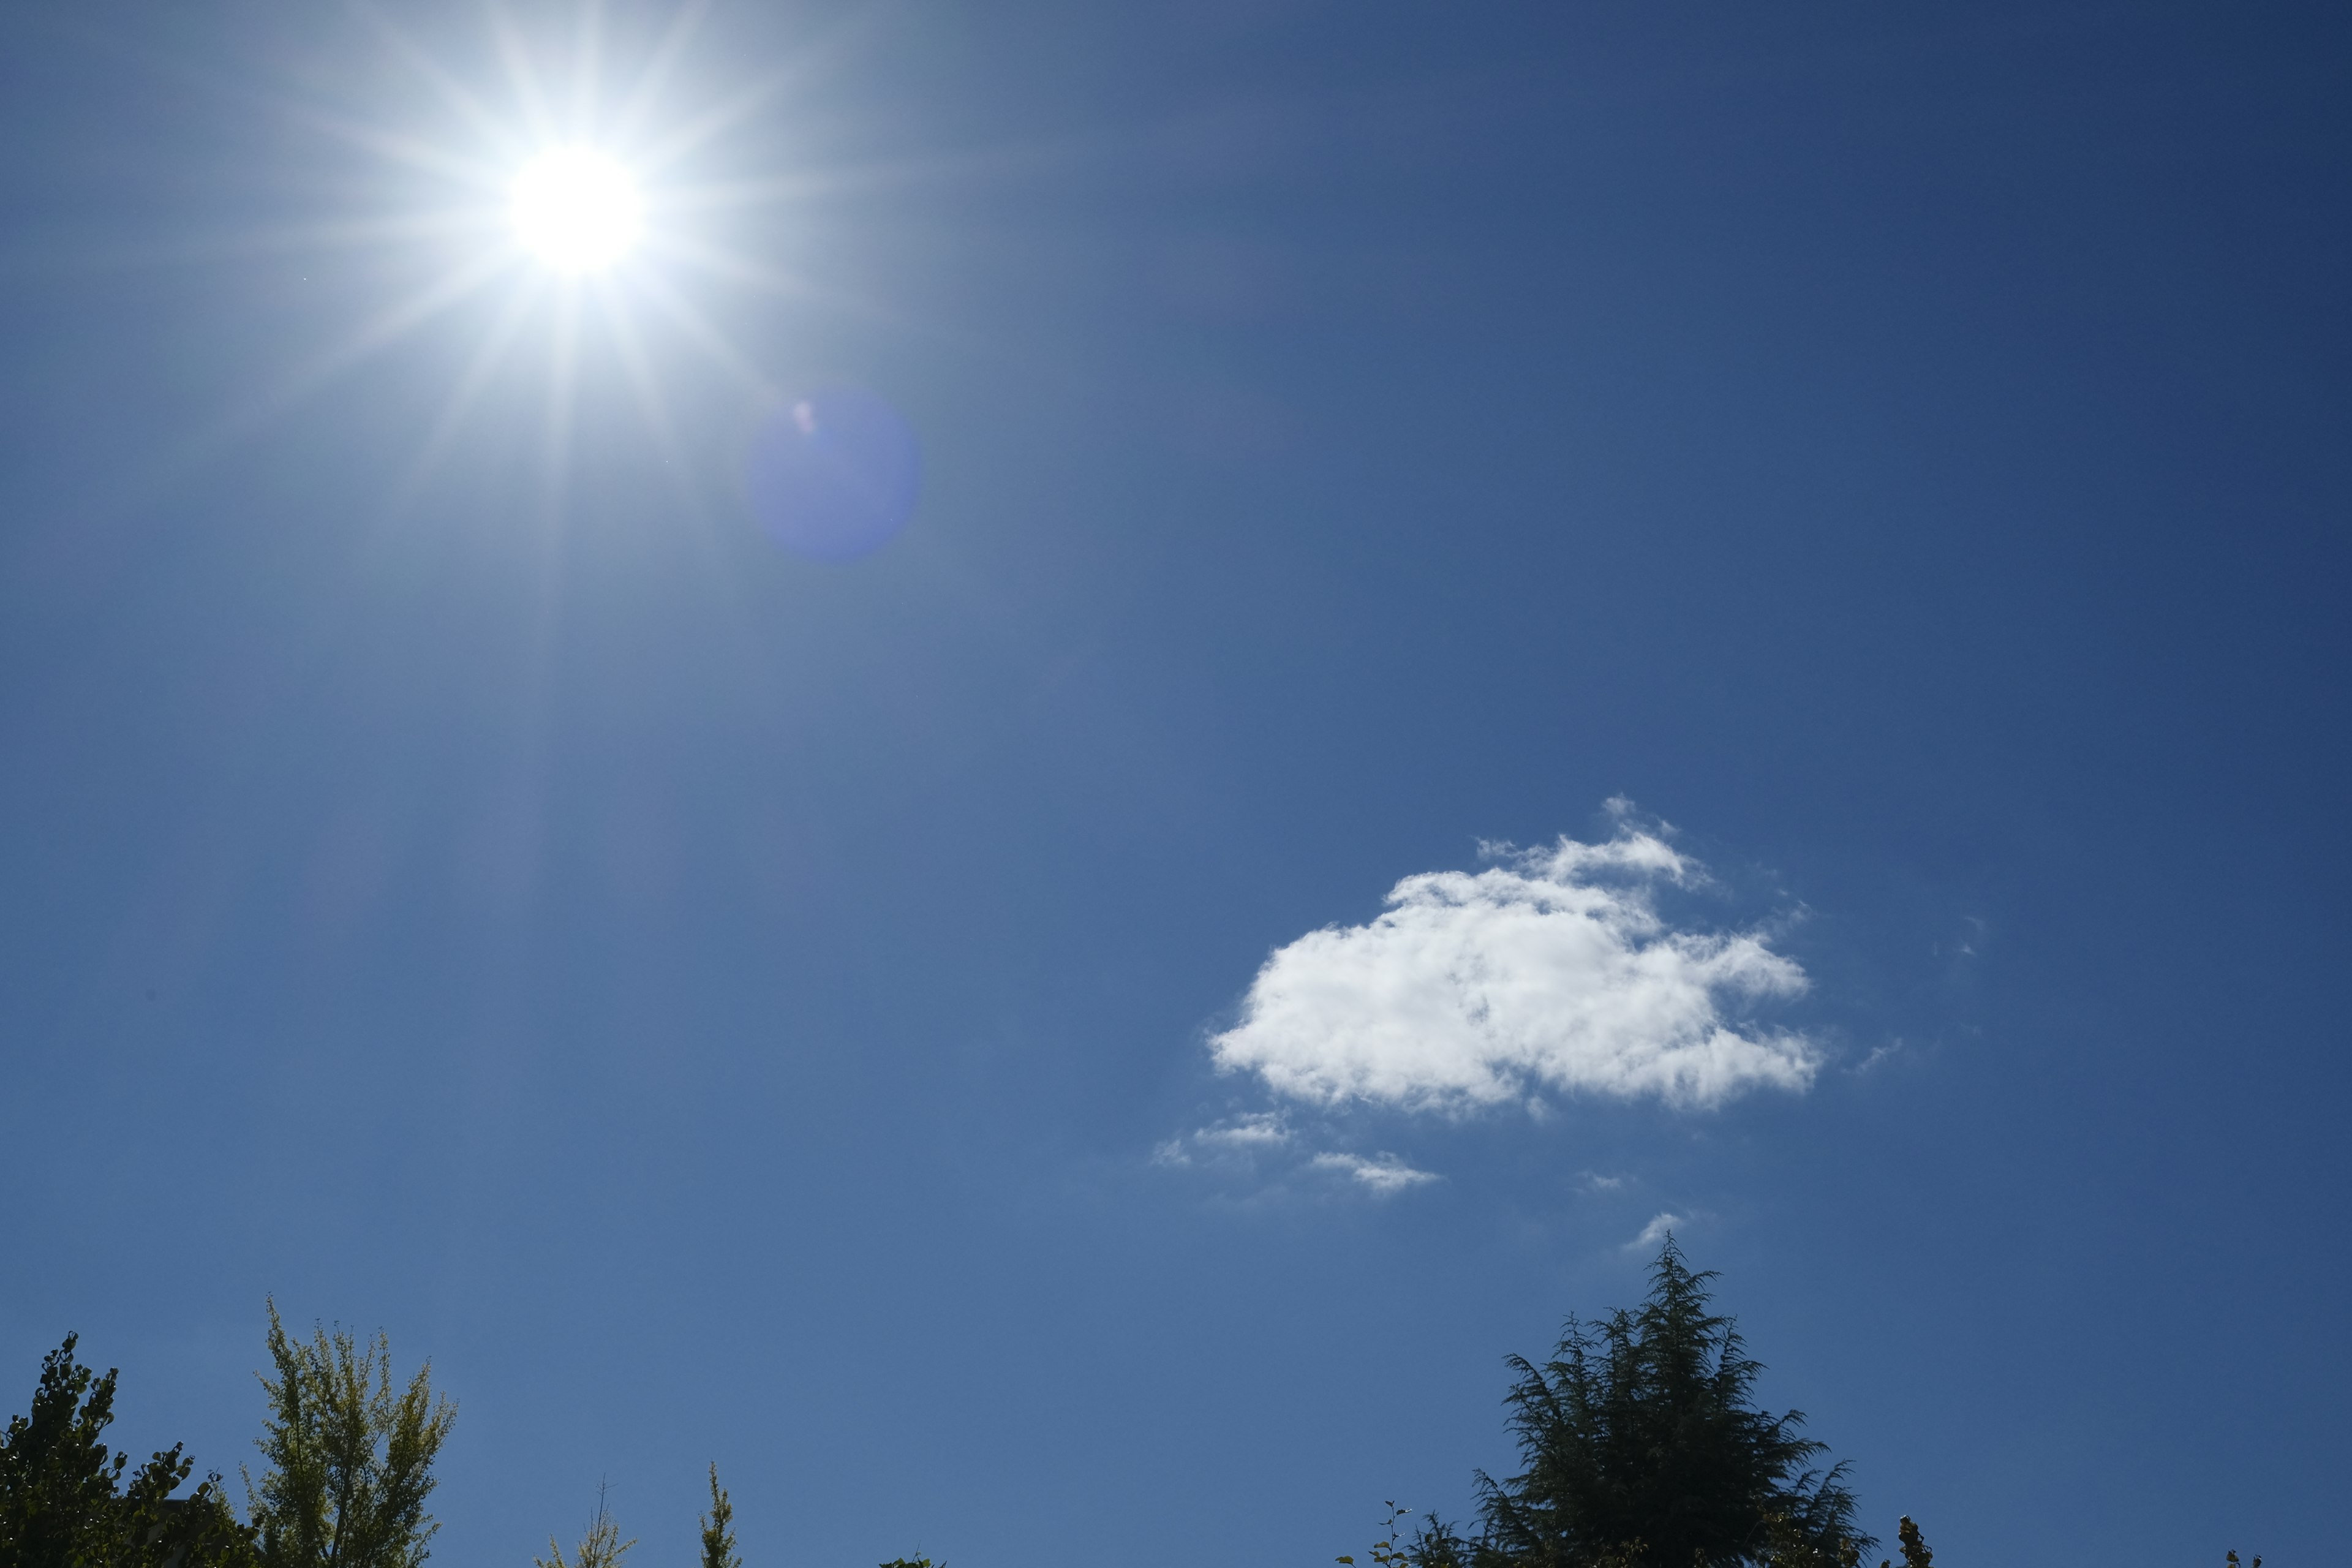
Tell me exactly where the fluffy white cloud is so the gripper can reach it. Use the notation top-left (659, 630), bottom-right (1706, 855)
top-left (1310, 1152), bottom-right (1440, 1195)
top-left (1210, 821), bottom-right (1817, 1114)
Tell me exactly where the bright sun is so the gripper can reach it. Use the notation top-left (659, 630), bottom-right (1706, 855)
top-left (511, 148), bottom-right (640, 273)
top-left (187, 6), bottom-right (849, 510)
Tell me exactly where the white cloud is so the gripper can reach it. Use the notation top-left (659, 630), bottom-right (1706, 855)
top-left (1153, 1112), bottom-right (1293, 1168)
top-left (1154, 1116), bottom-right (1436, 1199)
top-left (1210, 818), bottom-right (1817, 1115)
top-left (1194, 1111), bottom-right (1291, 1148)
top-left (1627, 1211), bottom-right (1685, 1251)
top-left (1310, 1152), bottom-right (1440, 1196)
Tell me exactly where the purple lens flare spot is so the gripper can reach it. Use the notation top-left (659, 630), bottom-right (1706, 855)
top-left (745, 388), bottom-right (921, 562)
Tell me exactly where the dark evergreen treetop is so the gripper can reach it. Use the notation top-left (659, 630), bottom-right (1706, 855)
top-left (1416, 1239), bottom-right (1866, 1568)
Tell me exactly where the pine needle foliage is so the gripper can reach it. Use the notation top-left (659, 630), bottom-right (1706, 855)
top-left (1423, 1238), bottom-right (1866, 1568)
top-left (0, 1335), bottom-right (256, 1568)
top-left (698, 1467), bottom-right (738, 1568)
top-left (244, 1303), bottom-right (454, 1568)
top-left (535, 1488), bottom-right (633, 1568)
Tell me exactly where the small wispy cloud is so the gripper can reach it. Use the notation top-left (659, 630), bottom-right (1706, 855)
top-left (1310, 1151), bottom-right (1441, 1196)
top-left (1194, 1112), bottom-right (1291, 1149)
top-left (1153, 1112), bottom-right (1292, 1168)
top-left (1154, 1118), bottom-right (1438, 1199)
top-left (1210, 809), bottom-right (1817, 1116)
top-left (1627, 1211), bottom-right (1685, 1251)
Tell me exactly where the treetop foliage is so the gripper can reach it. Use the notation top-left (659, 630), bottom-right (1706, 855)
top-left (535, 1486), bottom-right (634, 1568)
top-left (244, 1302), bottom-right (454, 1568)
top-left (1413, 1238), bottom-right (1866, 1568)
top-left (698, 1466), bottom-right (739, 1568)
top-left (0, 1335), bottom-right (254, 1568)
top-left (4, 1290), bottom-right (2277, 1568)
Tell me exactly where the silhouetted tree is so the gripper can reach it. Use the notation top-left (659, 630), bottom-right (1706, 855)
top-left (0, 1334), bottom-right (255, 1568)
top-left (1414, 1239), bottom-right (1866, 1568)
top-left (243, 1304), bottom-right (453, 1568)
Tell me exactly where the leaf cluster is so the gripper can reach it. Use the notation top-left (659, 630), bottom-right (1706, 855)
top-left (0, 1335), bottom-right (255, 1568)
top-left (697, 1466), bottom-right (737, 1568)
top-left (244, 1302), bottom-right (454, 1568)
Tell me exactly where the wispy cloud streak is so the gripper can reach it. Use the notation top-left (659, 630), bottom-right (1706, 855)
top-left (1310, 1152), bottom-right (1440, 1196)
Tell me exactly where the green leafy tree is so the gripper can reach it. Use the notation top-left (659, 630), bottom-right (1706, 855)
top-left (0, 1334), bottom-right (255, 1568)
top-left (244, 1304), bottom-right (454, 1568)
top-left (697, 1468), bottom-right (737, 1568)
top-left (1337, 1501), bottom-right (1423, 1568)
top-left (1415, 1239), bottom-right (1866, 1568)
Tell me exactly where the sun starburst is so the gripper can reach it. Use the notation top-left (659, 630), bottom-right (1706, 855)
top-left (124, 1), bottom-right (925, 537)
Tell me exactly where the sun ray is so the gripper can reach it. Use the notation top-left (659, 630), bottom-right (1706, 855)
top-left (643, 231), bottom-right (943, 341)
top-left (591, 283), bottom-right (720, 543)
top-left (586, 284), bottom-right (777, 657)
top-left (352, 5), bottom-right (535, 160)
top-left (625, 0), bottom-right (906, 176)
top-left (629, 270), bottom-right (779, 406)
top-left (489, 4), bottom-right (563, 150)
top-left (537, 282), bottom-right (586, 522)
top-left (619, 0), bottom-right (911, 177)
top-left (594, 289), bottom-right (686, 478)
top-left (645, 124), bottom-right (1121, 213)
top-left (607, 0), bottom-right (715, 149)
top-left (0, 209), bottom-right (500, 284)
top-left (141, 247), bottom-right (516, 507)
top-left (288, 104), bottom-right (518, 194)
top-left (630, 77), bottom-right (796, 177)
top-left (570, 1), bottom-right (602, 132)
top-left (383, 276), bottom-right (546, 519)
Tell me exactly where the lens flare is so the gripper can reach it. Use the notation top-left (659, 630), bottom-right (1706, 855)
top-left (511, 149), bottom-right (640, 273)
top-left (745, 390), bottom-right (922, 562)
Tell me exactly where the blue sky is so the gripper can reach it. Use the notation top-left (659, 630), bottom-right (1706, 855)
top-left (2, 2), bottom-right (2346, 1564)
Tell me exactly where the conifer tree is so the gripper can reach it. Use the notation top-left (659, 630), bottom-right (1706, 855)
top-left (1416, 1240), bottom-right (1865, 1568)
